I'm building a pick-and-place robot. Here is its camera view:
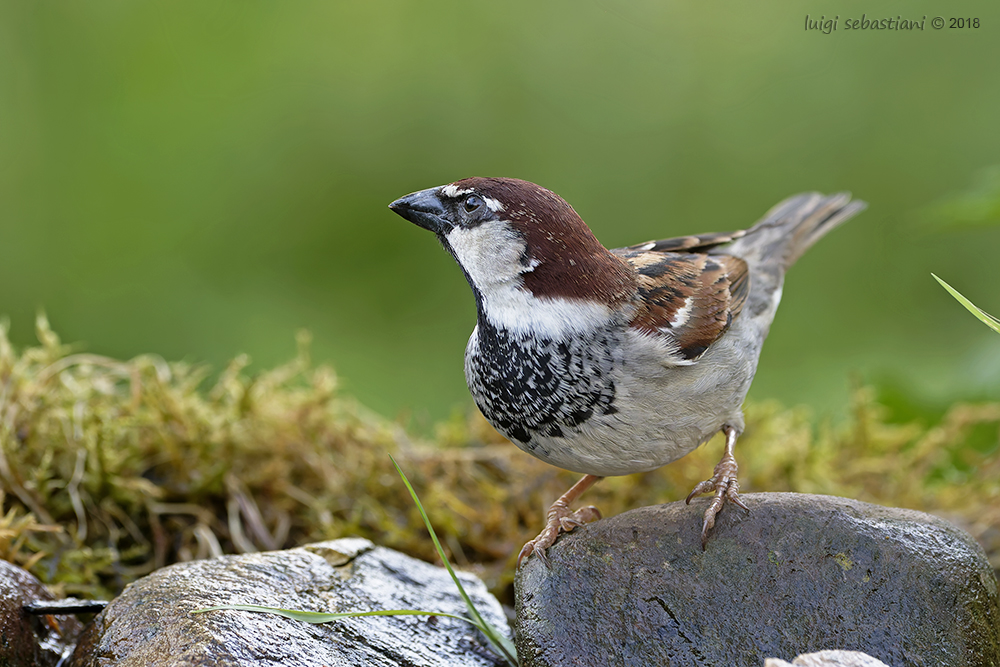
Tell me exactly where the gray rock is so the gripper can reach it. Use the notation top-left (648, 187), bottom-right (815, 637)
top-left (0, 559), bottom-right (83, 667)
top-left (765, 650), bottom-right (890, 666)
top-left (515, 493), bottom-right (1000, 667)
top-left (68, 537), bottom-right (511, 666)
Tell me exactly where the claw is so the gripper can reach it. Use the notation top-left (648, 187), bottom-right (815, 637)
top-left (518, 475), bottom-right (603, 567)
top-left (685, 480), bottom-right (714, 504)
top-left (685, 425), bottom-right (750, 548)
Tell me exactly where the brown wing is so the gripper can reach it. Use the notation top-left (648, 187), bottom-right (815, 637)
top-left (612, 248), bottom-right (749, 361)
top-left (617, 229), bottom-right (746, 254)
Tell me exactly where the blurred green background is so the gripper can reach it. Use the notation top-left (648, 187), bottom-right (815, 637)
top-left (2, 0), bottom-right (998, 431)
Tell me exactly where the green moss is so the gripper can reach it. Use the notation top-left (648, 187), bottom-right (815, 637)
top-left (1, 317), bottom-right (998, 605)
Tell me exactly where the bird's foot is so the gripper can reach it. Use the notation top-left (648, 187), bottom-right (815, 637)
top-left (518, 501), bottom-right (601, 567)
top-left (518, 474), bottom-right (604, 567)
top-left (685, 426), bottom-right (749, 548)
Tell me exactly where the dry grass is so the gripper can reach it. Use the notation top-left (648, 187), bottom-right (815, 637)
top-left (1, 317), bottom-right (997, 604)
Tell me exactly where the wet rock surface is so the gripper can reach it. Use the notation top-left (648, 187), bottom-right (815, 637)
top-left (515, 493), bottom-right (1000, 667)
top-left (0, 559), bottom-right (83, 667)
top-left (67, 537), bottom-right (510, 667)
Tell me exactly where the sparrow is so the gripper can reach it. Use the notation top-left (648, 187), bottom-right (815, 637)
top-left (389, 178), bottom-right (865, 565)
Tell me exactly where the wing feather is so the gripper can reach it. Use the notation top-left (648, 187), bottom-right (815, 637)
top-left (617, 229), bottom-right (746, 254)
top-left (614, 247), bottom-right (749, 361)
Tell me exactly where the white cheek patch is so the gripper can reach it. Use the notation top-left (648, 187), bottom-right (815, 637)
top-left (441, 184), bottom-right (473, 198)
top-left (446, 221), bottom-right (526, 289)
top-left (445, 221), bottom-right (614, 340)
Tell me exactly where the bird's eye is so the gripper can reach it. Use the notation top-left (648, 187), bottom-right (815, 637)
top-left (464, 195), bottom-right (484, 213)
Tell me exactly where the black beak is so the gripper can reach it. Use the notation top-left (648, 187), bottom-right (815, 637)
top-left (389, 188), bottom-right (452, 235)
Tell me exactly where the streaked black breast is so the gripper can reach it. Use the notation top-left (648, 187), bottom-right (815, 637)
top-left (464, 318), bottom-right (620, 451)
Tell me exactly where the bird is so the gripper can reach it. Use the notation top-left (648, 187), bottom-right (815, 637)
top-left (389, 178), bottom-right (865, 566)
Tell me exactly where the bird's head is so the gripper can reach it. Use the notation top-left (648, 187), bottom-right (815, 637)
top-left (389, 177), bottom-right (636, 336)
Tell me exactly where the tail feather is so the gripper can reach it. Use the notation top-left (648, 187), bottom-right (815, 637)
top-left (735, 192), bottom-right (867, 270)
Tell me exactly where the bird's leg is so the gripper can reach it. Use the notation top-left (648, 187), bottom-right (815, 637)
top-left (685, 424), bottom-right (750, 548)
top-left (518, 474), bottom-right (604, 567)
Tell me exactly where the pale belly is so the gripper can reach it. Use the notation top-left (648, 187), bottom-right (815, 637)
top-left (465, 320), bottom-right (758, 477)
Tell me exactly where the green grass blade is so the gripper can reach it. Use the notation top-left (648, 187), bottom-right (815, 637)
top-left (389, 455), bottom-right (518, 666)
top-left (933, 274), bottom-right (1000, 334)
top-left (192, 604), bottom-right (476, 625)
top-left (194, 603), bottom-right (517, 660)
